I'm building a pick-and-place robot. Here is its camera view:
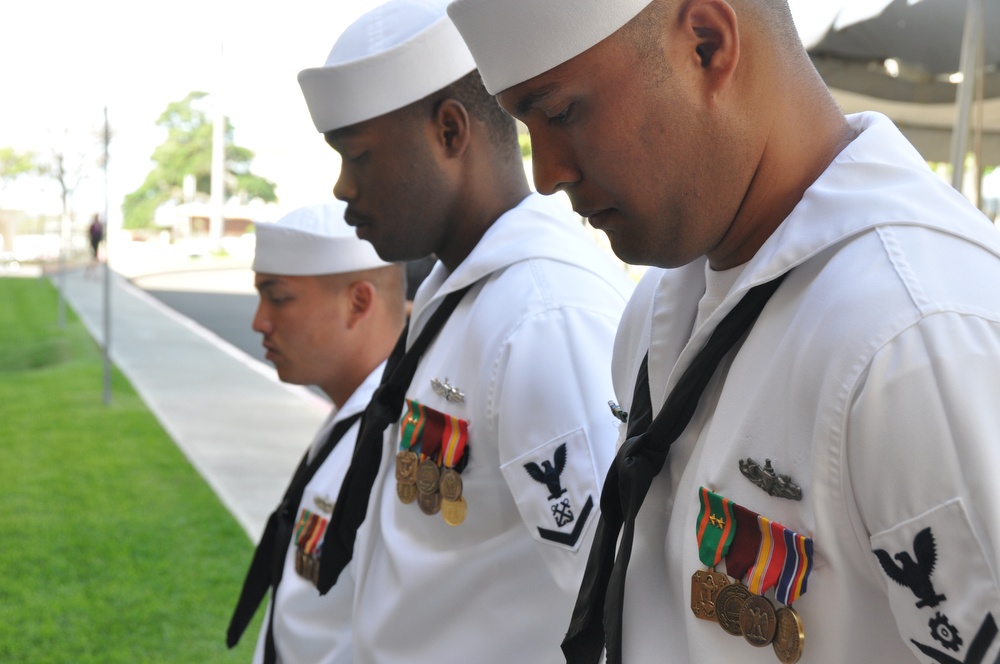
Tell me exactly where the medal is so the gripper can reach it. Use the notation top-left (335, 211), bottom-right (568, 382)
top-left (397, 481), bottom-right (417, 504)
top-left (739, 594), bottom-right (777, 646)
top-left (437, 411), bottom-right (470, 525)
top-left (417, 488), bottom-right (441, 515)
top-left (740, 515), bottom-right (785, 646)
top-left (691, 487), bottom-right (737, 621)
top-left (441, 496), bottom-right (467, 526)
top-left (718, 502), bottom-right (762, 635)
top-left (416, 458), bottom-right (440, 494)
top-left (715, 582), bottom-right (751, 635)
top-left (439, 467), bottom-right (463, 502)
top-left (772, 606), bottom-right (805, 663)
top-left (395, 450), bottom-right (418, 485)
top-left (771, 527), bottom-right (813, 662)
top-left (397, 401), bottom-right (426, 503)
top-left (397, 398), bottom-right (471, 521)
top-left (691, 569), bottom-right (730, 620)
top-left (293, 508), bottom-right (327, 586)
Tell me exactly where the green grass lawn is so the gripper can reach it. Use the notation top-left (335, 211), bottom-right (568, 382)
top-left (0, 276), bottom-right (262, 663)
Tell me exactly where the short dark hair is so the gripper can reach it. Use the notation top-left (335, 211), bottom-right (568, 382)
top-left (412, 70), bottom-right (520, 163)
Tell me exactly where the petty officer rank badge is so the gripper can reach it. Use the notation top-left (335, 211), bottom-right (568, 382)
top-left (691, 487), bottom-right (814, 663)
top-left (501, 429), bottom-right (599, 552)
top-left (870, 497), bottom-right (1000, 664)
top-left (396, 399), bottom-right (470, 526)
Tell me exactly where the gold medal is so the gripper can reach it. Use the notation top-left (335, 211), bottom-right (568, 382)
top-left (395, 450), bottom-right (418, 484)
top-left (417, 488), bottom-right (441, 515)
top-left (416, 459), bottom-right (440, 494)
top-left (439, 467), bottom-right (463, 501)
top-left (396, 481), bottom-right (417, 504)
top-left (441, 496), bottom-right (467, 526)
top-left (739, 594), bottom-right (777, 647)
top-left (690, 569), bottom-right (729, 621)
top-left (772, 606), bottom-right (804, 663)
top-left (715, 582), bottom-right (751, 635)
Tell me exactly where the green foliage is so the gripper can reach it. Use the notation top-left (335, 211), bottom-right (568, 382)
top-left (0, 277), bottom-right (261, 663)
top-left (0, 146), bottom-right (41, 192)
top-left (122, 91), bottom-right (278, 229)
top-left (518, 132), bottom-right (532, 160)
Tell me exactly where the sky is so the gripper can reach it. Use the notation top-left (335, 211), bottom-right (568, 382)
top-left (0, 0), bottom-right (855, 227)
top-left (0, 0), bottom-right (386, 225)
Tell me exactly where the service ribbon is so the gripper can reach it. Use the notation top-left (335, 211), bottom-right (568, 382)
top-left (400, 399), bottom-right (426, 452)
top-left (441, 414), bottom-right (469, 469)
top-left (294, 508), bottom-right (311, 542)
top-left (724, 503), bottom-right (762, 582)
top-left (419, 406), bottom-right (446, 462)
top-left (775, 529), bottom-right (814, 606)
top-left (297, 512), bottom-right (322, 551)
top-left (695, 487), bottom-right (737, 568)
top-left (746, 516), bottom-right (789, 596)
top-left (304, 517), bottom-right (327, 556)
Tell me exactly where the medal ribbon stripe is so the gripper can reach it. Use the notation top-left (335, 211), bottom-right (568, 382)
top-left (420, 407), bottom-right (446, 462)
top-left (441, 414), bottom-right (469, 468)
top-left (747, 515), bottom-right (775, 595)
top-left (760, 518), bottom-right (788, 594)
top-left (695, 487), bottom-right (736, 568)
top-left (775, 530), bottom-right (814, 605)
top-left (304, 518), bottom-right (328, 556)
top-left (724, 502), bottom-right (762, 582)
top-left (294, 508), bottom-right (311, 542)
top-left (794, 535), bottom-right (814, 600)
top-left (400, 400), bottom-right (426, 453)
top-left (297, 513), bottom-right (320, 549)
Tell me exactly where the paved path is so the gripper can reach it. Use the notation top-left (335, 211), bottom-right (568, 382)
top-left (58, 254), bottom-right (329, 542)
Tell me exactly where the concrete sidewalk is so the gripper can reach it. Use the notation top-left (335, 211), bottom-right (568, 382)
top-left (57, 254), bottom-right (329, 542)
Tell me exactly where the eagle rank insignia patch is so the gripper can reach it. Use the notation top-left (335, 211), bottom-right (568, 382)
top-left (501, 428), bottom-right (598, 552)
top-left (871, 498), bottom-right (1000, 663)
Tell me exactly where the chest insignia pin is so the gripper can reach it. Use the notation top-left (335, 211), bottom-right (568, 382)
top-left (738, 457), bottom-right (802, 501)
top-left (608, 400), bottom-right (628, 423)
top-left (431, 377), bottom-right (465, 403)
top-left (314, 495), bottom-right (335, 514)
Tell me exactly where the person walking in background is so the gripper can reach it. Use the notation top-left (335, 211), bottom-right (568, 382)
top-left (226, 202), bottom-right (406, 664)
top-left (85, 213), bottom-right (103, 277)
top-left (448, 0), bottom-right (1000, 662)
top-left (296, 1), bottom-right (634, 661)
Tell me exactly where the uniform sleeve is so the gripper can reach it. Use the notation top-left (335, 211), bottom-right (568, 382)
top-left (848, 311), bottom-right (1000, 662)
top-left (494, 303), bottom-right (623, 595)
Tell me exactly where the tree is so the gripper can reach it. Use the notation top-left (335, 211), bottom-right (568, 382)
top-left (0, 147), bottom-right (41, 197)
top-left (0, 147), bottom-right (42, 256)
top-left (46, 149), bottom-right (87, 223)
top-left (122, 91), bottom-right (278, 229)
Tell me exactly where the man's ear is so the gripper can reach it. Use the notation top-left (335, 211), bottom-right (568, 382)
top-left (346, 280), bottom-right (376, 329)
top-left (682, 0), bottom-right (740, 92)
top-left (433, 98), bottom-right (471, 157)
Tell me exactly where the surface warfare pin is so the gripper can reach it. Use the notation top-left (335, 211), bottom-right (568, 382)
top-left (431, 377), bottom-right (464, 403)
top-left (739, 457), bottom-right (802, 501)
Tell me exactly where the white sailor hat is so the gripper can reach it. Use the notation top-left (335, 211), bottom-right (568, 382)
top-left (252, 202), bottom-right (390, 276)
top-left (448, 0), bottom-right (654, 95)
top-left (298, 0), bottom-right (477, 134)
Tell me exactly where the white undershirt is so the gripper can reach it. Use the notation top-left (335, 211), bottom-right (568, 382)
top-left (693, 261), bottom-right (746, 334)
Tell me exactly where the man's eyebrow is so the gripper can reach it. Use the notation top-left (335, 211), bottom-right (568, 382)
top-left (514, 83), bottom-right (563, 118)
top-left (255, 277), bottom-right (280, 292)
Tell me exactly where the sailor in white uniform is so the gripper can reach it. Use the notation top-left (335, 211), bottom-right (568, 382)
top-left (226, 202), bottom-right (406, 664)
top-left (297, 2), bottom-right (634, 661)
top-left (448, 0), bottom-right (1000, 662)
